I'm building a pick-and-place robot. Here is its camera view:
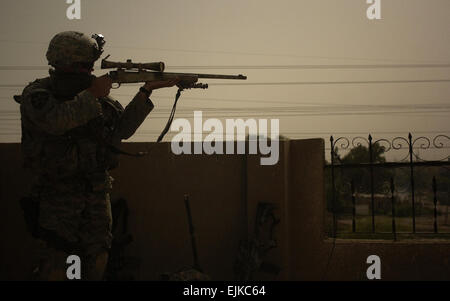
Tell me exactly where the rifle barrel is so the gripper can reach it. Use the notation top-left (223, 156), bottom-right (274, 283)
top-left (197, 73), bottom-right (246, 80)
top-left (163, 71), bottom-right (246, 80)
top-left (109, 69), bottom-right (247, 84)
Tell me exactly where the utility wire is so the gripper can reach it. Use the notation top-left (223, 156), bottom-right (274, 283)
top-left (95, 79), bottom-right (450, 87)
top-left (0, 39), bottom-right (447, 64)
top-left (109, 94), bottom-right (450, 107)
top-left (168, 64), bottom-right (450, 70)
top-left (3, 79), bottom-right (446, 88)
top-left (2, 129), bottom-right (450, 135)
top-left (1, 128), bottom-right (449, 140)
top-left (2, 104), bottom-right (450, 114)
top-left (0, 66), bottom-right (49, 71)
top-left (207, 79), bottom-right (450, 86)
top-left (1, 111), bottom-right (449, 121)
top-left (2, 63), bottom-right (450, 71)
top-left (3, 94), bottom-right (450, 110)
top-left (4, 100), bottom-right (450, 111)
top-left (110, 94), bottom-right (450, 107)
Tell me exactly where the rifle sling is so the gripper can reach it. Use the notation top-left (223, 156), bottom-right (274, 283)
top-left (157, 88), bottom-right (182, 143)
top-left (104, 87), bottom-right (183, 157)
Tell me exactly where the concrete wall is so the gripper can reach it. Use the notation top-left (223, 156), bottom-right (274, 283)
top-left (0, 144), bottom-right (34, 280)
top-left (109, 142), bottom-right (248, 280)
top-left (0, 139), bottom-right (449, 280)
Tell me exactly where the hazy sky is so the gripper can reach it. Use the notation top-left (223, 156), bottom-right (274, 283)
top-left (1, 0), bottom-right (449, 158)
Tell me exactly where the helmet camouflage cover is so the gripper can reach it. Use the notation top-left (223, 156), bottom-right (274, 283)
top-left (46, 31), bottom-right (103, 68)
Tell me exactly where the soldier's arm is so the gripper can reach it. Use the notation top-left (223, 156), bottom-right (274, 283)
top-left (112, 78), bottom-right (180, 141)
top-left (21, 86), bottom-right (102, 136)
top-left (113, 91), bottom-right (154, 140)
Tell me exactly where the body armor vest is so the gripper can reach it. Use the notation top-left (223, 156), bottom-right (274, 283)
top-left (20, 77), bottom-right (124, 187)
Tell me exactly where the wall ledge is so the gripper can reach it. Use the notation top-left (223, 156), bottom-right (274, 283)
top-left (324, 238), bottom-right (450, 245)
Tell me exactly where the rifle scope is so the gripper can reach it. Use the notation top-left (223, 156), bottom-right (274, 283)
top-left (101, 57), bottom-right (165, 72)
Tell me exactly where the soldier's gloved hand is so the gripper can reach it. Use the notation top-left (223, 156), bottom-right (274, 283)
top-left (87, 74), bottom-right (113, 98)
top-left (143, 77), bottom-right (181, 91)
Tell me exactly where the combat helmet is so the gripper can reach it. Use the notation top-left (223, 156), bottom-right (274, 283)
top-left (46, 31), bottom-right (104, 68)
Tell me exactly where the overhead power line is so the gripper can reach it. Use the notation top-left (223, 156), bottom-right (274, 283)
top-left (2, 63), bottom-right (450, 71)
top-left (108, 79), bottom-right (450, 87)
top-left (107, 94), bottom-right (450, 109)
top-left (168, 64), bottom-right (450, 70)
top-left (3, 94), bottom-right (450, 112)
top-left (4, 93), bottom-right (450, 109)
top-left (2, 130), bottom-right (450, 137)
top-left (109, 93), bottom-right (450, 107)
top-left (0, 66), bottom-right (49, 71)
top-left (208, 79), bottom-right (450, 86)
top-left (4, 128), bottom-right (450, 135)
top-left (2, 101), bottom-right (450, 114)
top-left (3, 79), bottom-right (450, 89)
top-left (0, 39), bottom-right (448, 64)
top-left (1, 110), bottom-right (449, 121)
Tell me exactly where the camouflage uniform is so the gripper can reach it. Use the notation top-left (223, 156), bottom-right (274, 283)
top-left (19, 31), bottom-right (154, 280)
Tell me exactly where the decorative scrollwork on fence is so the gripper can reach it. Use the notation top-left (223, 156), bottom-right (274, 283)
top-left (412, 136), bottom-right (431, 150)
top-left (331, 136), bottom-right (350, 151)
top-left (391, 136), bottom-right (409, 150)
top-left (390, 136), bottom-right (411, 162)
top-left (329, 133), bottom-right (450, 163)
top-left (373, 138), bottom-right (392, 153)
top-left (432, 135), bottom-right (450, 161)
top-left (433, 135), bottom-right (450, 149)
top-left (330, 136), bottom-right (350, 163)
top-left (411, 136), bottom-right (432, 162)
top-left (351, 136), bottom-right (369, 148)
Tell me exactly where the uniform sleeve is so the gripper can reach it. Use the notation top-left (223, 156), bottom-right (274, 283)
top-left (113, 92), bottom-right (154, 140)
top-left (21, 87), bottom-right (102, 136)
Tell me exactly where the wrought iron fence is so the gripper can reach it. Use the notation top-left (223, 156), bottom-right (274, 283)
top-left (325, 133), bottom-right (450, 240)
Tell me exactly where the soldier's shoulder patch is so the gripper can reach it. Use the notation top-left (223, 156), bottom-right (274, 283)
top-left (29, 91), bottom-right (50, 110)
top-left (22, 77), bottom-right (51, 93)
top-left (22, 77), bottom-right (52, 108)
top-left (102, 96), bottom-right (124, 113)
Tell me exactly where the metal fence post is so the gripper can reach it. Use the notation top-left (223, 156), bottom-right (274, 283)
top-left (433, 176), bottom-right (438, 234)
top-left (351, 179), bottom-right (356, 233)
top-left (390, 178), bottom-right (397, 241)
top-left (368, 134), bottom-right (375, 233)
top-left (330, 136), bottom-right (337, 238)
top-left (408, 133), bottom-right (416, 233)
